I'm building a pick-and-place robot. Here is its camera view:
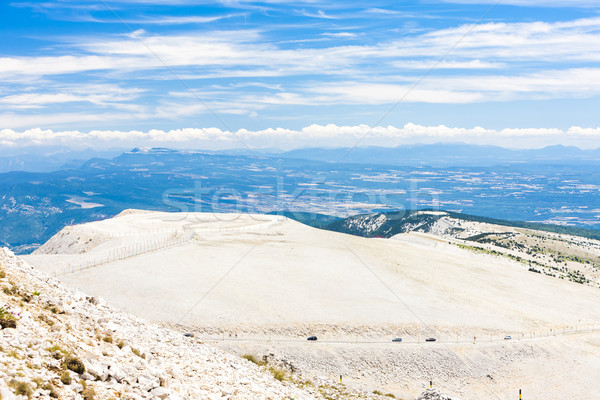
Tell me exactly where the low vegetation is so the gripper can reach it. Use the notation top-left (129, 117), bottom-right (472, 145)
top-left (63, 355), bottom-right (85, 374)
top-left (373, 390), bottom-right (397, 398)
top-left (240, 354), bottom-right (287, 382)
top-left (242, 354), bottom-right (265, 366)
top-left (268, 366), bottom-right (287, 382)
top-left (0, 303), bottom-right (18, 329)
top-left (42, 383), bottom-right (59, 398)
top-left (60, 370), bottom-right (72, 385)
top-left (82, 387), bottom-right (96, 400)
top-left (9, 380), bottom-right (33, 398)
top-left (131, 347), bottom-right (144, 358)
top-left (457, 243), bottom-right (594, 286)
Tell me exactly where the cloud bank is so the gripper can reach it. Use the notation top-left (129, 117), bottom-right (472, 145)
top-left (2, 124), bottom-right (599, 151)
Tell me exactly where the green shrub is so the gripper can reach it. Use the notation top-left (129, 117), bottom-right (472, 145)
top-left (103, 335), bottom-right (113, 343)
top-left (42, 383), bottom-right (59, 398)
top-left (60, 371), bottom-right (72, 385)
top-left (38, 314), bottom-right (55, 327)
top-left (9, 380), bottom-right (33, 398)
top-left (47, 344), bottom-right (67, 359)
top-left (268, 367), bottom-right (286, 382)
top-left (45, 305), bottom-right (60, 314)
top-left (373, 390), bottom-right (396, 398)
top-left (242, 354), bottom-right (264, 365)
top-left (63, 355), bottom-right (85, 374)
top-left (0, 304), bottom-right (18, 329)
top-left (3, 285), bottom-right (17, 296)
top-left (82, 387), bottom-right (96, 400)
top-left (19, 292), bottom-right (32, 303)
top-left (0, 318), bottom-right (17, 329)
top-left (131, 347), bottom-right (144, 358)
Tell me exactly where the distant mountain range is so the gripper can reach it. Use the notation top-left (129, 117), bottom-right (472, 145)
top-left (0, 147), bottom-right (123, 173)
top-left (275, 144), bottom-right (600, 167)
top-left (2, 143), bottom-right (600, 173)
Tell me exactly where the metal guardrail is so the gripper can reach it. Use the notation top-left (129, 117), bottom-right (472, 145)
top-left (55, 230), bottom-right (194, 277)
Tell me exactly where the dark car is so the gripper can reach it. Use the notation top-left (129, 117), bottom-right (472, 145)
top-left (307, 336), bottom-right (318, 341)
top-left (425, 337), bottom-right (436, 342)
top-left (392, 338), bottom-right (403, 342)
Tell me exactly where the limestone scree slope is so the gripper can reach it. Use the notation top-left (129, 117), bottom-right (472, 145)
top-left (0, 247), bottom-right (318, 400)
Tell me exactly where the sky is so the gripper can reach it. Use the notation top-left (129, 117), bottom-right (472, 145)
top-left (1, 0), bottom-right (600, 150)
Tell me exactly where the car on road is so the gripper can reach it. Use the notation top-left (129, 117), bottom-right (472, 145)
top-left (307, 336), bottom-right (318, 341)
top-left (392, 337), bottom-right (403, 342)
top-left (425, 337), bottom-right (436, 342)
top-left (504, 335), bottom-right (512, 340)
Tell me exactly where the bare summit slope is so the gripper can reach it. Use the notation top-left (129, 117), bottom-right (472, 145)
top-left (21, 210), bottom-right (600, 399)
top-left (24, 210), bottom-right (600, 337)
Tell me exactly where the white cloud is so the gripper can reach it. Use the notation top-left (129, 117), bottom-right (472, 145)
top-left (296, 9), bottom-right (339, 19)
top-left (307, 83), bottom-right (485, 104)
top-left (405, 68), bottom-right (600, 101)
top-left (1, 123), bottom-right (599, 150)
top-left (86, 14), bottom-right (246, 25)
top-left (365, 8), bottom-right (404, 15)
top-left (0, 55), bottom-right (146, 78)
top-left (1, 14), bottom-right (599, 126)
top-left (297, 67), bottom-right (600, 105)
top-left (439, 0), bottom-right (600, 7)
top-left (567, 127), bottom-right (600, 136)
top-left (393, 59), bottom-right (504, 69)
top-left (384, 17), bottom-right (600, 63)
top-left (175, 67), bottom-right (600, 109)
top-left (320, 32), bottom-right (357, 38)
top-left (2, 16), bottom-right (599, 80)
top-left (0, 112), bottom-right (149, 130)
top-left (0, 84), bottom-right (144, 108)
top-left (1, 65), bottom-right (598, 122)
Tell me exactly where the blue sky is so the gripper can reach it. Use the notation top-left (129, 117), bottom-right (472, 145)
top-left (1, 0), bottom-right (599, 150)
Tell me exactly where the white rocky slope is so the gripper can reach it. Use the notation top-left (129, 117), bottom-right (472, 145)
top-left (0, 247), bottom-right (453, 400)
top-left (26, 212), bottom-right (600, 336)
top-left (0, 246), bottom-right (314, 399)
top-left (22, 211), bottom-right (600, 399)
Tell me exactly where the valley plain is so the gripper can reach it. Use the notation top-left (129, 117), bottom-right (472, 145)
top-left (4, 148), bottom-right (600, 254)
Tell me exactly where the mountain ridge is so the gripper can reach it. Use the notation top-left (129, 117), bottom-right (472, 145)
top-left (276, 143), bottom-right (600, 167)
top-left (3, 143), bottom-right (600, 173)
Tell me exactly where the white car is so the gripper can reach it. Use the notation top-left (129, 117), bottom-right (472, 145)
top-left (504, 335), bottom-right (512, 340)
